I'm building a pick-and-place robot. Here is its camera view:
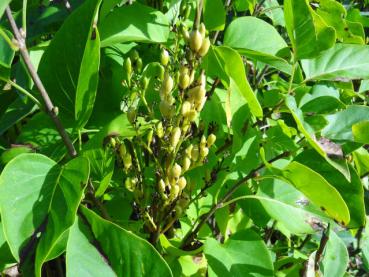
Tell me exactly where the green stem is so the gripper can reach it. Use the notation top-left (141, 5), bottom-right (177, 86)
top-left (0, 27), bottom-right (17, 50)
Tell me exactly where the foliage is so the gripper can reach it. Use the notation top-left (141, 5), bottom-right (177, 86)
top-left (0, 0), bottom-right (369, 276)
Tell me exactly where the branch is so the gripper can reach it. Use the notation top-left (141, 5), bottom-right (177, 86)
top-left (180, 151), bottom-right (290, 249)
top-left (5, 6), bottom-right (77, 158)
top-left (314, 223), bottom-right (330, 271)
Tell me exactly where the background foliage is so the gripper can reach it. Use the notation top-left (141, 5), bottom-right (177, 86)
top-left (1, 0), bottom-right (369, 276)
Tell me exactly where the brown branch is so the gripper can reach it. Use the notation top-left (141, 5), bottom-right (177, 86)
top-left (314, 224), bottom-right (330, 271)
top-left (5, 6), bottom-right (77, 158)
top-left (180, 151), bottom-right (290, 249)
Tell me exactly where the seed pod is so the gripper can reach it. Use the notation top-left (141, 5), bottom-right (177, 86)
top-left (159, 100), bottom-right (173, 118)
top-left (158, 65), bottom-right (165, 81)
top-left (195, 96), bottom-right (207, 112)
top-left (109, 137), bottom-right (116, 148)
top-left (158, 179), bottom-right (166, 193)
top-left (161, 72), bottom-right (174, 96)
top-left (141, 77), bottom-right (149, 90)
top-left (182, 156), bottom-right (191, 171)
top-left (174, 205), bottom-right (183, 216)
top-left (199, 23), bottom-right (206, 39)
top-left (200, 135), bottom-right (207, 147)
top-left (181, 101), bottom-right (191, 116)
top-left (181, 28), bottom-right (190, 41)
top-left (136, 58), bottom-right (143, 73)
top-left (130, 50), bottom-right (139, 61)
top-left (179, 73), bottom-right (190, 89)
top-left (182, 122), bottom-right (190, 134)
top-left (191, 145), bottom-right (199, 161)
top-left (187, 110), bottom-right (198, 122)
top-left (189, 70), bottom-right (195, 85)
top-left (178, 176), bottom-right (187, 190)
top-left (199, 72), bottom-right (206, 87)
top-left (156, 121), bottom-right (164, 138)
top-left (189, 85), bottom-right (206, 104)
top-left (127, 107), bottom-right (136, 124)
top-left (147, 129), bottom-right (154, 147)
top-left (171, 127), bottom-right (181, 149)
top-left (185, 144), bottom-right (193, 157)
top-left (124, 57), bottom-right (132, 76)
top-left (198, 37), bottom-right (210, 57)
top-left (125, 177), bottom-right (136, 192)
top-left (200, 146), bottom-right (209, 157)
top-left (160, 49), bottom-right (170, 66)
top-left (119, 143), bottom-right (127, 157)
top-left (170, 184), bottom-right (180, 199)
top-left (123, 153), bottom-right (132, 170)
top-left (189, 30), bottom-right (203, 52)
top-left (207, 134), bottom-right (216, 147)
top-left (172, 163), bottom-right (182, 179)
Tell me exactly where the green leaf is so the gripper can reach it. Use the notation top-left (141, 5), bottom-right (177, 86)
top-left (214, 46), bottom-right (263, 118)
top-left (37, 0), bottom-right (101, 129)
top-left (34, 156), bottom-right (89, 277)
top-left (224, 16), bottom-right (287, 55)
top-left (0, 28), bottom-right (15, 79)
top-left (0, 1), bottom-right (12, 19)
top-left (0, 221), bottom-right (16, 272)
top-left (203, 0), bottom-right (226, 31)
top-left (204, 229), bottom-right (274, 277)
top-left (302, 44), bottom-right (369, 81)
top-left (321, 230), bottom-right (349, 277)
top-left (280, 161), bottom-right (350, 225)
top-left (322, 105), bottom-right (369, 143)
top-left (353, 148), bottom-right (369, 177)
top-left (284, 0), bottom-right (335, 59)
top-left (352, 121), bottom-right (369, 144)
top-left (295, 150), bottom-right (365, 228)
top-left (66, 206), bottom-right (173, 276)
top-left (99, 2), bottom-right (170, 47)
top-left (0, 154), bottom-right (57, 261)
top-left (223, 16), bottom-right (291, 74)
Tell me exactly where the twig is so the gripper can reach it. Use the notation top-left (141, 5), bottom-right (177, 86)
top-left (5, 6), bottom-right (77, 157)
top-left (180, 151), bottom-right (290, 249)
top-left (194, 0), bottom-right (204, 30)
top-left (314, 224), bottom-right (330, 271)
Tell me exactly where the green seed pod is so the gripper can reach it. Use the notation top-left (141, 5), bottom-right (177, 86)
top-left (181, 28), bottom-right (190, 41)
top-left (158, 65), bottom-right (165, 81)
top-left (136, 58), bottom-right (143, 73)
top-left (127, 107), bottom-right (136, 124)
top-left (130, 50), bottom-right (139, 61)
top-left (172, 163), bottom-right (182, 179)
top-left (199, 23), bottom-right (206, 39)
top-left (189, 85), bottom-right (206, 104)
top-left (185, 144), bottom-right (193, 157)
top-left (158, 179), bottom-right (166, 193)
top-left (109, 137), bottom-right (116, 148)
top-left (195, 96), bottom-right (207, 112)
top-left (191, 145), bottom-right (199, 161)
top-left (189, 30), bottom-right (203, 52)
top-left (124, 57), bottom-right (132, 76)
top-left (125, 177), bottom-right (136, 192)
top-left (200, 146), bottom-right (209, 157)
top-left (147, 129), bottom-right (154, 147)
top-left (179, 73), bottom-right (190, 90)
top-left (198, 37), bottom-right (210, 57)
top-left (159, 100), bottom-right (173, 118)
top-left (200, 135), bottom-right (207, 147)
top-left (162, 72), bottom-right (174, 96)
top-left (189, 70), bottom-right (195, 85)
top-left (207, 134), bottom-right (216, 147)
top-left (141, 77), bottom-right (149, 90)
top-left (119, 143), bottom-right (127, 157)
top-left (171, 127), bottom-right (181, 149)
top-left (123, 153), bottom-right (132, 170)
top-left (178, 176), bottom-right (187, 190)
top-left (156, 121), bottom-right (164, 138)
top-left (170, 184), bottom-right (180, 200)
top-left (182, 156), bottom-right (191, 172)
top-left (181, 101), bottom-right (191, 116)
top-left (160, 49), bottom-right (170, 66)
top-left (187, 110), bottom-right (198, 122)
top-left (174, 204), bottom-right (183, 216)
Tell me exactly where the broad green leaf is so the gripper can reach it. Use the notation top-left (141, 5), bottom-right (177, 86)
top-left (0, 154), bottom-right (57, 261)
top-left (34, 156), bottom-right (89, 277)
top-left (284, 0), bottom-right (335, 59)
top-left (204, 229), bottom-right (274, 277)
top-left (37, 0), bottom-right (101, 129)
top-left (203, 0), bottom-right (226, 31)
top-left (295, 150), bottom-right (365, 228)
top-left (224, 17), bottom-right (291, 74)
top-left (66, 217), bottom-right (116, 277)
top-left (0, 146), bottom-right (34, 165)
top-left (353, 148), bottom-right (369, 177)
top-left (99, 2), bottom-right (169, 47)
top-left (0, 28), bottom-right (15, 79)
top-left (280, 161), bottom-right (350, 225)
top-left (263, 0), bottom-right (285, 27)
top-left (322, 105), bottom-right (369, 143)
top-left (214, 46), bottom-right (263, 118)
top-left (66, 206), bottom-right (173, 276)
top-left (0, 1), bottom-right (12, 19)
top-left (224, 17), bottom-right (287, 55)
top-left (285, 96), bottom-right (325, 156)
top-left (352, 121), bottom-right (369, 144)
top-left (321, 230), bottom-right (349, 277)
top-left (0, 222), bottom-right (16, 271)
top-left (302, 44), bottom-right (369, 81)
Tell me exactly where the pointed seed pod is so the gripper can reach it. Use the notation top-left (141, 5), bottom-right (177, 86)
top-left (185, 144), bottom-right (193, 157)
top-left (187, 110), bottom-right (198, 122)
top-left (181, 101), bottom-right (191, 116)
top-left (125, 177), bottom-right (136, 192)
top-left (127, 107), bottom-right (136, 124)
top-left (207, 134), bottom-right (216, 147)
top-left (124, 57), bottom-right (132, 76)
top-left (199, 23), bottom-right (206, 39)
top-left (160, 49), bottom-right (170, 66)
top-left (172, 163), bottom-right (182, 179)
top-left (158, 179), bottom-right (166, 193)
top-left (162, 72), bottom-right (174, 96)
top-left (178, 176), bottom-right (187, 190)
top-left (156, 121), bottom-right (164, 138)
top-left (119, 143), bottom-right (127, 157)
top-left (189, 30), bottom-right (203, 52)
top-left (174, 205), bottom-right (183, 216)
top-left (179, 73), bottom-right (190, 89)
top-left (130, 50), bottom-right (139, 61)
top-left (159, 100), bottom-right (173, 118)
top-left (109, 137), bottom-right (116, 148)
top-left (198, 37), bottom-right (210, 57)
top-left (200, 135), bottom-right (207, 147)
top-left (182, 156), bottom-right (191, 172)
top-left (200, 146), bottom-right (209, 157)
top-left (136, 58), bottom-right (143, 73)
top-left (123, 154), bottom-right (132, 170)
top-left (171, 127), bottom-right (181, 149)
top-left (191, 145), bottom-right (199, 161)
